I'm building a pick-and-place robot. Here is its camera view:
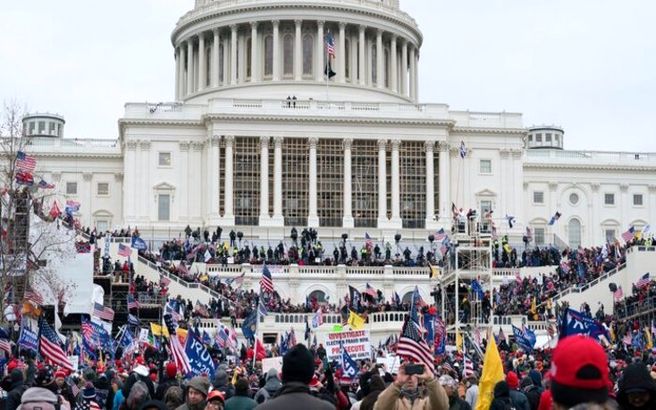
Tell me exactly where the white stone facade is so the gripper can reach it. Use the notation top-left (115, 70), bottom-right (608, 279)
top-left (23, 0), bottom-right (656, 248)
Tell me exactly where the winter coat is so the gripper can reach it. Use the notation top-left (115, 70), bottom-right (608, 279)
top-left (372, 379), bottom-right (449, 410)
top-left (155, 378), bottom-right (180, 401)
top-left (253, 370), bottom-right (282, 404)
top-left (490, 381), bottom-right (514, 410)
top-left (509, 389), bottom-right (530, 410)
top-left (617, 363), bottom-right (656, 410)
top-left (6, 371), bottom-right (27, 410)
top-left (224, 395), bottom-right (257, 410)
top-left (213, 369), bottom-right (235, 401)
top-left (254, 382), bottom-right (334, 410)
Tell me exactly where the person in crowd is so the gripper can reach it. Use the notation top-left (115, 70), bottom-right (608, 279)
top-left (358, 374), bottom-right (386, 410)
top-left (521, 370), bottom-right (543, 410)
top-left (372, 363), bottom-right (448, 410)
top-left (253, 369), bottom-right (281, 404)
top-left (255, 344), bottom-right (334, 410)
top-left (490, 381), bottom-right (513, 410)
top-left (213, 367), bottom-right (235, 400)
top-left (6, 368), bottom-right (27, 410)
top-left (616, 362), bottom-right (656, 410)
top-left (205, 391), bottom-right (225, 410)
top-left (438, 374), bottom-right (470, 410)
top-left (224, 378), bottom-right (256, 410)
top-left (156, 363), bottom-right (180, 400)
top-left (176, 377), bottom-right (210, 410)
top-left (164, 387), bottom-right (184, 410)
top-left (505, 371), bottom-right (530, 410)
top-left (464, 374), bottom-right (479, 409)
top-left (77, 383), bottom-right (101, 410)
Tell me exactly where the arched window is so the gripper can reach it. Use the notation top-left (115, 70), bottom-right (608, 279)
top-left (246, 37), bottom-right (252, 79)
top-left (401, 291), bottom-right (413, 305)
top-left (302, 34), bottom-right (313, 76)
top-left (218, 43), bottom-right (224, 83)
top-left (264, 35), bottom-right (273, 77)
top-left (309, 290), bottom-right (326, 303)
top-left (283, 34), bottom-right (294, 77)
top-left (371, 44), bottom-right (377, 84)
top-left (345, 38), bottom-right (351, 80)
top-left (568, 219), bottom-right (582, 248)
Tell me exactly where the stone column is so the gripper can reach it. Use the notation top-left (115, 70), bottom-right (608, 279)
top-left (376, 30), bottom-right (384, 89)
top-left (294, 20), bottom-right (302, 81)
top-left (258, 136), bottom-right (270, 225)
top-left (250, 22), bottom-right (258, 82)
top-left (316, 21), bottom-right (324, 81)
top-left (413, 49), bottom-right (419, 101)
top-left (198, 33), bottom-right (206, 90)
top-left (390, 36), bottom-right (398, 92)
top-left (180, 46), bottom-right (187, 97)
top-left (401, 40), bottom-right (408, 97)
top-left (438, 142), bottom-right (451, 225)
top-left (124, 141), bottom-right (138, 223)
top-left (343, 138), bottom-right (354, 228)
top-left (174, 47), bottom-right (180, 100)
top-left (212, 29), bottom-right (220, 87)
top-left (425, 141), bottom-right (436, 228)
top-left (338, 23), bottom-right (346, 83)
top-left (208, 135), bottom-right (221, 222)
top-left (187, 39), bottom-right (194, 94)
top-left (140, 141), bottom-right (151, 221)
top-left (230, 25), bottom-right (238, 85)
top-left (377, 139), bottom-right (388, 225)
top-left (308, 137), bottom-right (319, 227)
top-left (390, 139), bottom-right (401, 224)
top-left (222, 37), bottom-right (229, 85)
top-left (409, 44), bottom-right (416, 101)
top-left (272, 20), bottom-right (281, 81)
top-left (223, 135), bottom-right (235, 223)
top-left (358, 26), bottom-right (366, 86)
top-left (272, 137), bottom-right (284, 226)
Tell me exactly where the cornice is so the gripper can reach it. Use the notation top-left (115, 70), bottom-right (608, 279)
top-left (451, 127), bottom-right (526, 135)
top-left (119, 119), bottom-right (204, 128)
top-left (523, 162), bottom-right (656, 173)
top-left (31, 152), bottom-right (123, 160)
top-left (202, 113), bottom-right (454, 127)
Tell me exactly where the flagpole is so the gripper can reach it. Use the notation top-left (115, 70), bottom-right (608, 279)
top-left (252, 298), bottom-right (259, 369)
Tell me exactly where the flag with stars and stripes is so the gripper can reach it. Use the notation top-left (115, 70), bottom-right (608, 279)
top-left (260, 265), bottom-right (274, 293)
top-left (39, 318), bottom-right (73, 370)
top-left (396, 317), bottom-right (434, 373)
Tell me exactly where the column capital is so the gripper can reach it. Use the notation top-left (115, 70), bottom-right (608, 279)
top-left (376, 28), bottom-right (383, 36)
top-left (390, 33), bottom-right (397, 42)
top-left (126, 140), bottom-right (138, 150)
top-left (438, 142), bottom-right (449, 152)
top-left (294, 19), bottom-right (303, 27)
top-left (260, 136), bottom-right (270, 149)
top-left (343, 138), bottom-right (353, 150)
top-left (620, 183), bottom-right (629, 192)
top-left (82, 172), bottom-right (92, 182)
top-left (179, 141), bottom-right (190, 151)
top-left (648, 184), bottom-right (656, 193)
top-left (230, 24), bottom-right (238, 32)
top-left (225, 135), bottom-right (235, 145)
top-left (359, 24), bottom-right (366, 33)
top-left (317, 20), bottom-right (324, 27)
top-left (210, 135), bottom-right (221, 147)
top-left (213, 27), bottom-right (220, 35)
top-left (191, 141), bottom-right (204, 151)
top-left (339, 22), bottom-right (347, 29)
top-left (272, 19), bottom-right (280, 27)
top-left (424, 141), bottom-right (435, 153)
top-left (250, 21), bottom-right (259, 29)
top-left (377, 139), bottom-right (388, 150)
top-left (114, 172), bottom-right (124, 182)
top-left (390, 139), bottom-right (401, 150)
top-left (274, 136), bottom-right (284, 147)
top-left (308, 137), bottom-right (318, 149)
top-left (590, 182), bottom-right (600, 192)
top-left (139, 140), bottom-right (151, 150)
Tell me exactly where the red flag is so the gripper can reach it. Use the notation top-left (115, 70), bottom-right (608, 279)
top-left (49, 201), bottom-right (61, 219)
top-left (255, 339), bottom-right (266, 361)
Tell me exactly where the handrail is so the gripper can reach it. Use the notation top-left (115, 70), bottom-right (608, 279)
top-left (137, 256), bottom-right (221, 299)
top-left (553, 263), bottom-right (626, 301)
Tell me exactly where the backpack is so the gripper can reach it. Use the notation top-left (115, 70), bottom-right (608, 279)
top-left (18, 387), bottom-right (60, 410)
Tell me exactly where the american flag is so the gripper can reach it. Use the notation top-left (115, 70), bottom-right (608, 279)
top-left (215, 326), bottom-right (228, 349)
top-left (24, 289), bottom-right (44, 306)
top-left (260, 265), bottom-right (274, 293)
top-left (325, 31), bottom-right (336, 57)
top-left (38, 179), bottom-right (55, 189)
top-left (622, 226), bottom-right (636, 243)
top-left (39, 318), bottom-right (73, 370)
top-left (226, 272), bottom-right (245, 288)
top-left (463, 354), bottom-right (475, 378)
top-left (16, 151), bottom-right (36, 173)
top-left (396, 317), bottom-right (435, 373)
top-left (0, 339), bottom-right (11, 353)
top-left (364, 283), bottom-right (377, 298)
top-left (127, 294), bottom-right (139, 310)
top-left (613, 286), bottom-right (624, 301)
top-left (93, 303), bottom-right (115, 322)
top-left (288, 328), bottom-right (297, 346)
top-left (312, 309), bottom-right (323, 328)
top-left (160, 276), bottom-right (171, 288)
top-left (636, 273), bottom-right (651, 289)
top-left (118, 244), bottom-right (132, 258)
top-left (164, 314), bottom-right (191, 375)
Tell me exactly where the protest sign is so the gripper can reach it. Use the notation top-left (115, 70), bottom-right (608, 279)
top-left (323, 330), bottom-right (371, 361)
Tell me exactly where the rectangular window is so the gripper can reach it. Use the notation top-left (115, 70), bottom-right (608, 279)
top-left (633, 194), bottom-right (643, 206)
top-left (533, 191), bottom-right (544, 204)
top-left (480, 200), bottom-right (492, 216)
top-left (97, 182), bottom-right (109, 196)
top-left (605, 229), bottom-right (616, 242)
top-left (158, 152), bottom-right (172, 167)
top-left (604, 193), bottom-right (615, 205)
top-left (534, 228), bottom-right (545, 246)
top-left (158, 194), bottom-right (170, 221)
top-left (96, 220), bottom-right (109, 232)
top-left (536, 133), bottom-right (542, 142)
top-left (66, 182), bottom-right (77, 195)
top-left (479, 159), bottom-right (492, 174)
top-left (38, 121), bottom-right (45, 133)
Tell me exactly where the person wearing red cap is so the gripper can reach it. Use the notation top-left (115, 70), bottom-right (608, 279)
top-left (549, 335), bottom-right (612, 409)
top-left (156, 362), bottom-right (180, 401)
top-left (505, 371), bottom-right (530, 410)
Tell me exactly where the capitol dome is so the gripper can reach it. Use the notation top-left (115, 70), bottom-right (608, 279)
top-left (171, 0), bottom-right (422, 103)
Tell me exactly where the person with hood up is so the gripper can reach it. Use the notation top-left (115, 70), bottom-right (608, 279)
top-left (213, 367), bottom-right (235, 401)
top-left (505, 371), bottom-right (530, 410)
top-left (372, 363), bottom-right (449, 410)
top-left (6, 368), bottom-right (27, 410)
top-left (224, 378), bottom-right (257, 410)
top-left (254, 369), bottom-right (282, 404)
top-left (520, 370), bottom-right (543, 410)
top-left (176, 376), bottom-right (210, 410)
top-left (17, 385), bottom-right (60, 410)
top-left (489, 381), bottom-right (513, 410)
top-left (156, 363), bottom-right (180, 401)
top-left (617, 362), bottom-right (656, 410)
top-left (254, 344), bottom-right (334, 410)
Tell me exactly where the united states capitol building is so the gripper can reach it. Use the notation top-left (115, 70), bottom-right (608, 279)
top-left (24, 0), bottom-right (655, 251)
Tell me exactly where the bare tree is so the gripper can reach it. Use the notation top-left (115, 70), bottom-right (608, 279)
top-left (0, 101), bottom-right (78, 321)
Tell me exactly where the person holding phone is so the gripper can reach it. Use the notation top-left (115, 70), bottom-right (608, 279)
top-left (372, 363), bottom-right (448, 410)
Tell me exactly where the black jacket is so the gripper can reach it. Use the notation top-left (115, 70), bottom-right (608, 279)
top-left (617, 363), bottom-right (656, 410)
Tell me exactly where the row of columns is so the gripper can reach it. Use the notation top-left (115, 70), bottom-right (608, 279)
top-left (174, 20), bottom-right (420, 100)
top-left (207, 137), bottom-right (450, 228)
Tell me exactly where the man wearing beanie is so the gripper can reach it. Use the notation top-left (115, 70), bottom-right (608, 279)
top-left (549, 335), bottom-right (612, 409)
top-left (617, 362), bottom-right (656, 410)
top-left (156, 362), bottom-right (180, 400)
top-left (255, 344), bottom-right (333, 410)
top-left (176, 376), bottom-right (210, 410)
top-left (505, 371), bottom-right (530, 410)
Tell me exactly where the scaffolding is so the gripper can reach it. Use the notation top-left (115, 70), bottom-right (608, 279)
top-left (1, 187), bottom-right (32, 305)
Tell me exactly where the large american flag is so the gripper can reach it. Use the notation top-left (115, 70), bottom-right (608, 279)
top-left (118, 244), bottom-right (132, 258)
top-left (24, 289), bottom-right (44, 306)
top-left (396, 317), bottom-right (435, 373)
top-left (93, 303), bottom-right (115, 322)
top-left (260, 265), bottom-right (274, 293)
top-left (164, 314), bottom-right (191, 375)
top-left (39, 319), bottom-right (73, 370)
top-left (325, 31), bottom-right (336, 57)
top-left (636, 273), bottom-right (651, 289)
top-left (127, 294), bottom-right (140, 310)
top-left (16, 151), bottom-right (37, 173)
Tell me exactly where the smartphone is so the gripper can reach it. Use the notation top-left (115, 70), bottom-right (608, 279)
top-left (405, 364), bottom-right (425, 375)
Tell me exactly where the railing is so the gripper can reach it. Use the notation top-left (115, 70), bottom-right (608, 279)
top-left (138, 256), bottom-right (221, 299)
top-left (552, 263), bottom-right (626, 301)
top-left (615, 295), bottom-right (656, 321)
top-left (627, 246), bottom-right (656, 254)
top-left (526, 149), bottom-right (656, 165)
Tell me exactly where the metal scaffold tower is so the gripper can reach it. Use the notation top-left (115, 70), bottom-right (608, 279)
top-left (0, 187), bottom-right (32, 305)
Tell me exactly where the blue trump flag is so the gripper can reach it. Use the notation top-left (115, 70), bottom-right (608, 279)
top-left (131, 236), bottom-right (148, 251)
top-left (559, 308), bottom-right (608, 341)
top-left (341, 345), bottom-right (359, 379)
top-left (18, 317), bottom-right (39, 352)
top-left (185, 329), bottom-right (216, 377)
top-left (241, 310), bottom-right (257, 342)
top-left (512, 325), bottom-right (534, 352)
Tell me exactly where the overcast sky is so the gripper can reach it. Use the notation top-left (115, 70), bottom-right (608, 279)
top-left (2, 0), bottom-right (655, 151)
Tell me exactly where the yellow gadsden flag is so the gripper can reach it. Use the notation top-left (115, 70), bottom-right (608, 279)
top-left (476, 332), bottom-right (505, 410)
top-left (348, 310), bottom-right (366, 330)
top-left (150, 322), bottom-right (169, 337)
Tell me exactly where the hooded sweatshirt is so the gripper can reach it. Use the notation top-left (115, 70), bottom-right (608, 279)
top-left (254, 369), bottom-right (282, 404)
top-left (213, 368), bottom-right (235, 400)
top-left (617, 363), bottom-right (656, 410)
